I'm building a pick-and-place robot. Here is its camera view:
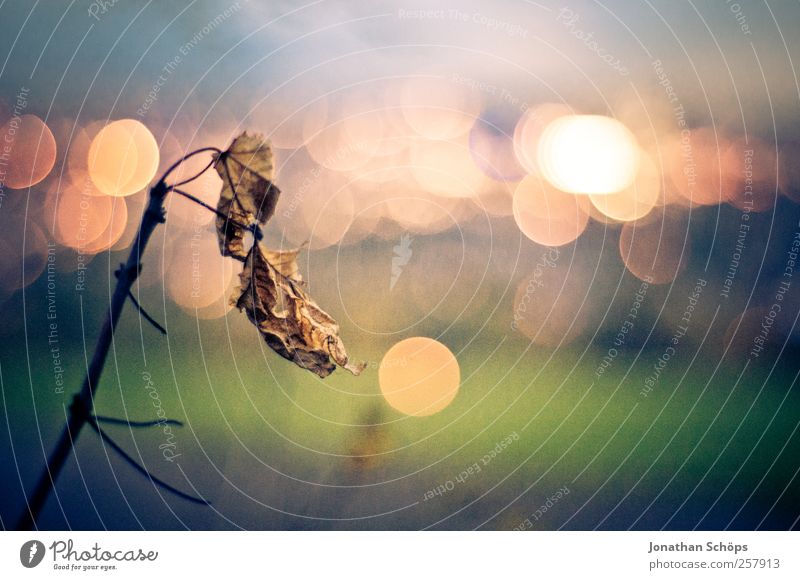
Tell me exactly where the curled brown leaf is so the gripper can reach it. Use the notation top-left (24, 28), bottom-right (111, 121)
top-left (234, 242), bottom-right (365, 378)
top-left (215, 131), bottom-right (363, 378)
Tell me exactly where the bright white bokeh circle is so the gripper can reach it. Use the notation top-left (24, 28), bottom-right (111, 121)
top-left (537, 115), bottom-right (640, 195)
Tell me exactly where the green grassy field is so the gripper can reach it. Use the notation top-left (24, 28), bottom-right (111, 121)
top-left (2, 234), bottom-right (798, 530)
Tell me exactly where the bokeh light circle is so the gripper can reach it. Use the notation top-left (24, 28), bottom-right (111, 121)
top-left (379, 337), bottom-right (460, 417)
top-left (52, 187), bottom-right (114, 250)
top-left (589, 152), bottom-right (661, 222)
top-left (619, 209), bottom-right (688, 284)
top-left (409, 136), bottom-right (486, 198)
top-left (537, 115), bottom-right (640, 195)
top-left (1, 114), bottom-right (57, 188)
top-left (399, 77), bottom-right (481, 140)
top-left (666, 127), bottom-right (733, 206)
top-left (87, 119), bottom-right (159, 197)
top-left (166, 234), bottom-right (235, 310)
top-left (513, 175), bottom-right (590, 246)
top-left (513, 103), bottom-right (571, 175)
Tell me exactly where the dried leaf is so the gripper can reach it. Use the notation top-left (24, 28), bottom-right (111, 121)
top-left (234, 243), bottom-right (365, 378)
top-left (214, 132), bottom-right (362, 378)
top-left (261, 246), bottom-right (304, 283)
top-left (214, 132), bottom-right (281, 260)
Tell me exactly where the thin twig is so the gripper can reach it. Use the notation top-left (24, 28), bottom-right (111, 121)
top-left (172, 187), bottom-right (263, 241)
top-left (87, 419), bottom-right (209, 505)
top-left (159, 146), bottom-right (222, 186)
top-left (127, 289), bottom-right (167, 335)
top-left (169, 154), bottom-right (218, 189)
top-left (93, 415), bottom-right (183, 428)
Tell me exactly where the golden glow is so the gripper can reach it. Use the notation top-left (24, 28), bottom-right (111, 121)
top-left (589, 152), bottom-right (660, 222)
top-left (513, 175), bottom-right (590, 247)
top-left (167, 235), bottom-right (235, 309)
top-left (111, 195), bottom-right (142, 252)
top-left (164, 140), bottom-right (222, 228)
top-left (349, 139), bottom-right (412, 184)
top-left (254, 88), bottom-right (328, 149)
top-left (302, 185), bottom-right (355, 250)
top-left (537, 115), bottom-right (640, 195)
top-left (384, 189), bottom-right (460, 233)
top-left (408, 136), bottom-right (486, 198)
top-left (82, 197), bottom-right (129, 253)
top-left (188, 259), bottom-right (239, 320)
top-left (379, 337), bottom-right (460, 417)
top-left (513, 103), bottom-right (571, 175)
top-left (53, 186), bottom-right (113, 250)
top-left (1, 114), bottom-right (57, 189)
top-left (304, 99), bottom-right (384, 172)
top-left (87, 119), bottom-right (159, 197)
top-left (724, 137), bottom-right (778, 212)
top-left (277, 168), bottom-right (356, 250)
top-left (666, 127), bottom-right (732, 206)
top-left (65, 122), bottom-right (114, 196)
